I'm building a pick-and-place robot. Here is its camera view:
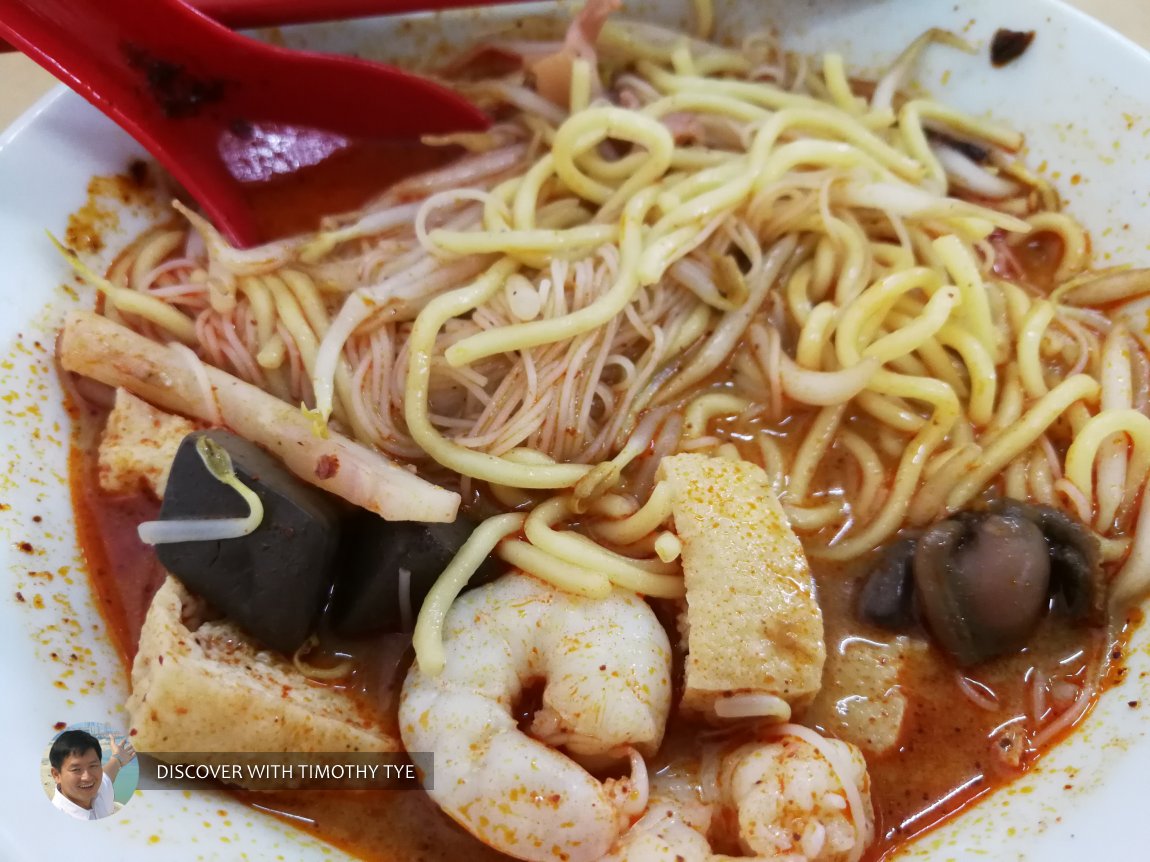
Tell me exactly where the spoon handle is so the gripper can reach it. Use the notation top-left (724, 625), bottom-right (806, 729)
top-left (0, 0), bottom-right (540, 52)
top-left (0, 0), bottom-right (490, 245)
top-left (194, 0), bottom-right (539, 29)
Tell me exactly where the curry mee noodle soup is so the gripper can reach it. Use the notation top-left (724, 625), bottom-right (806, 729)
top-left (52, 2), bottom-right (1150, 860)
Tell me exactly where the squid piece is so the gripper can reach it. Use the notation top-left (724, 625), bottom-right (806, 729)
top-left (659, 454), bottom-right (826, 716)
top-left (58, 311), bottom-right (460, 523)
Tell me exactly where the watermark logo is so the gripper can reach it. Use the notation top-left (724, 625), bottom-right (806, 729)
top-left (136, 752), bottom-right (432, 791)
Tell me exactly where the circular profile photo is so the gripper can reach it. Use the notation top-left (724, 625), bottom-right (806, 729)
top-left (41, 722), bottom-right (139, 820)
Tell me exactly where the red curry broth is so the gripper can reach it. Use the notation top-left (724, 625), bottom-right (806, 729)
top-left (69, 410), bottom-right (1106, 862)
top-left (238, 138), bottom-right (460, 241)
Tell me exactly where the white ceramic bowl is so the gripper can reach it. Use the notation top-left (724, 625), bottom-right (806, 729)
top-left (2, 2), bottom-right (1148, 859)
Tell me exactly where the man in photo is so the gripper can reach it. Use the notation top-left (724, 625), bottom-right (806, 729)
top-left (49, 729), bottom-right (136, 820)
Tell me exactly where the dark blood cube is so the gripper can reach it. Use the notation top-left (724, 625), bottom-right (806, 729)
top-left (156, 430), bottom-right (341, 653)
top-left (327, 512), bottom-right (499, 638)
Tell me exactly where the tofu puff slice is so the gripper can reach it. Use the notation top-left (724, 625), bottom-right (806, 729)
top-left (98, 389), bottom-right (197, 498)
top-left (658, 454), bottom-right (826, 716)
top-left (127, 577), bottom-right (399, 788)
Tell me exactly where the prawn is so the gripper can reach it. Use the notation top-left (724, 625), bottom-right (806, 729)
top-left (399, 572), bottom-right (673, 862)
top-left (603, 764), bottom-right (714, 862)
top-left (531, 0), bottom-right (621, 106)
top-left (606, 726), bottom-right (874, 862)
top-left (716, 726), bottom-right (874, 861)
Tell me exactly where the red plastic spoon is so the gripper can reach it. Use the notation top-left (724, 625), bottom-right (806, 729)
top-left (0, 0), bottom-right (492, 246)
